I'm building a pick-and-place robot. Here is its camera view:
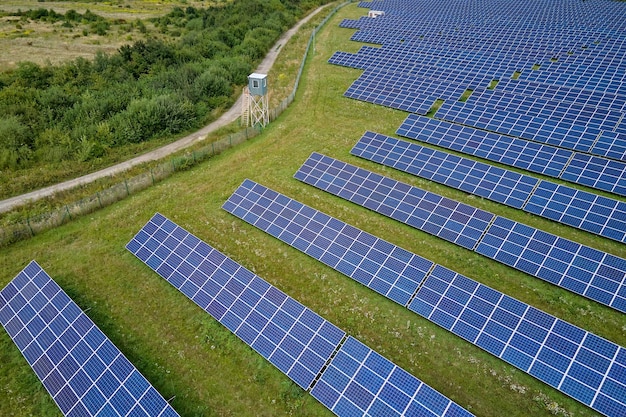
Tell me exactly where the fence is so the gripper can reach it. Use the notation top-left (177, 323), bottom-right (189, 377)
top-left (0, 1), bottom-right (351, 247)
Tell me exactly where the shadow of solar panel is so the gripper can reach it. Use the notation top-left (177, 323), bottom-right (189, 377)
top-left (475, 216), bottom-right (626, 313)
top-left (295, 153), bottom-right (494, 250)
top-left (524, 181), bottom-right (626, 243)
top-left (222, 179), bottom-right (434, 307)
top-left (408, 264), bottom-right (626, 416)
top-left (223, 181), bottom-right (626, 417)
top-left (127, 214), bottom-right (345, 390)
top-left (560, 154), bottom-right (626, 197)
top-left (0, 261), bottom-right (180, 417)
top-left (397, 114), bottom-right (573, 178)
top-left (351, 131), bottom-right (538, 209)
top-left (310, 337), bottom-right (474, 417)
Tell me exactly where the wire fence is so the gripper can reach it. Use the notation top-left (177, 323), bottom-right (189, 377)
top-left (0, 1), bottom-right (350, 247)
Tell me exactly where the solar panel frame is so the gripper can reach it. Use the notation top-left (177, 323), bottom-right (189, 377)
top-left (0, 261), bottom-right (180, 417)
top-left (352, 131), bottom-right (626, 243)
top-left (524, 181), bottom-right (626, 243)
top-left (129, 213), bottom-right (476, 417)
top-left (408, 264), bottom-right (626, 416)
top-left (127, 213), bottom-right (346, 391)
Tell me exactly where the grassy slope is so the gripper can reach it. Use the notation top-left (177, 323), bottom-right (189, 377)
top-left (0, 3), bottom-right (624, 417)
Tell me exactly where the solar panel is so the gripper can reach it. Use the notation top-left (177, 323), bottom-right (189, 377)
top-left (294, 153), bottom-right (626, 313)
top-left (475, 216), bottom-right (626, 313)
top-left (222, 180), bottom-right (626, 417)
top-left (465, 90), bottom-right (623, 132)
top-left (398, 114), bottom-right (626, 197)
top-left (434, 100), bottom-right (601, 153)
top-left (294, 152), bottom-right (494, 250)
top-left (0, 261), bottom-right (180, 417)
top-left (409, 264), bottom-right (626, 417)
top-left (222, 179), bottom-right (434, 307)
top-left (128, 213), bottom-right (476, 417)
top-left (524, 181), bottom-right (626, 243)
top-left (126, 213), bottom-right (345, 390)
top-left (352, 131), bottom-right (626, 243)
top-left (311, 336), bottom-right (474, 417)
top-left (561, 154), bottom-right (626, 197)
top-left (397, 114), bottom-right (573, 178)
top-left (590, 130), bottom-right (626, 162)
top-left (351, 131), bottom-right (539, 209)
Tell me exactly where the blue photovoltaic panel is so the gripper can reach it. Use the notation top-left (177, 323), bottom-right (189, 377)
top-left (397, 114), bottom-right (626, 197)
top-left (310, 337), bottom-right (474, 417)
top-left (0, 261), bottom-right (180, 417)
top-left (295, 153), bottom-right (494, 250)
top-left (129, 214), bottom-right (476, 417)
top-left (475, 216), bottom-right (626, 313)
top-left (295, 154), bottom-right (626, 313)
top-left (524, 181), bottom-right (626, 243)
top-left (222, 179), bottom-right (434, 307)
top-left (590, 131), bottom-right (626, 161)
top-left (127, 214), bottom-right (345, 390)
top-left (351, 131), bottom-right (626, 243)
top-left (561, 154), bottom-right (626, 197)
top-left (408, 265), bottom-right (626, 417)
top-left (351, 131), bottom-right (539, 209)
top-left (397, 114), bottom-right (573, 178)
top-left (434, 100), bottom-right (601, 153)
top-left (223, 181), bottom-right (626, 417)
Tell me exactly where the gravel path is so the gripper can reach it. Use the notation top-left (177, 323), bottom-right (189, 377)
top-left (0, 5), bottom-right (328, 214)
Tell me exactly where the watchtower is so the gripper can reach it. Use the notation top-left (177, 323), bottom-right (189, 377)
top-left (242, 73), bottom-right (269, 127)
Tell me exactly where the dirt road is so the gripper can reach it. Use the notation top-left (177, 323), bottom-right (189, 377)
top-left (0, 5), bottom-right (329, 214)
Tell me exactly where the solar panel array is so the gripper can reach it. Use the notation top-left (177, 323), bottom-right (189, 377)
top-left (222, 179), bottom-right (626, 417)
top-left (295, 153), bottom-right (495, 250)
top-left (434, 100), bottom-right (602, 153)
top-left (351, 131), bottom-right (626, 243)
top-left (465, 90), bottom-right (622, 132)
top-left (0, 261), bottom-right (180, 417)
top-left (397, 114), bottom-right (626, 197)
top-left (293, 153), bottom-right (626, 314)
top-left (127, 213), bottom-right (474, 417)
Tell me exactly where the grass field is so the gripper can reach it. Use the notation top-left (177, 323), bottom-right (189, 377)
top-left (1, 3), bottom-right (624, 416)
top-left (0, 0), bottom-right (213, 69)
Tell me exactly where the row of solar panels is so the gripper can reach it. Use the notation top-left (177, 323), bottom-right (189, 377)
top-left (293, 152), bottom-right (626, 314)
top-left (223, 179), bottom-right (626, 417)
top-left (398, 115), bottom-right (626, 197)
top-left (331, 46), bottom-right (626, 114)
top-left (128, 213), bottom-right (475, 417)
top-left (1, 231), bottom-right (476, 416)
top-left (351, 131), bottom-right (626, 244)
top-left (434, 100), bottom-right (626, 154)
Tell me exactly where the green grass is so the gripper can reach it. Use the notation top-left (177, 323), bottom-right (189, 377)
top-left (0, 3), bottom-right (624, 417)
